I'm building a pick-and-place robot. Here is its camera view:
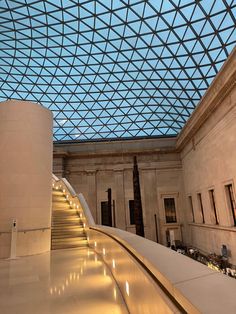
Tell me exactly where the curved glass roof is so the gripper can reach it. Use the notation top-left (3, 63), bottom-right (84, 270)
top-left (0, 0), bottom-right (236, 141)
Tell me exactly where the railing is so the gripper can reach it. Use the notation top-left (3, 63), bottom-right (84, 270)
top-left (52, 174), bottom-right (236, 314)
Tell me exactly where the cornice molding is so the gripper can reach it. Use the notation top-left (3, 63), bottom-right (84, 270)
top-left (53, 147), bottom-right (177, 159)
top-left (176, 47), bottom-right (236, 151)
top-left (53, 150), bottom-right (69, 158)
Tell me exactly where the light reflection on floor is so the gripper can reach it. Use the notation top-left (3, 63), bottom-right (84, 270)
top-left (0, 247), bottom-right (128, 314)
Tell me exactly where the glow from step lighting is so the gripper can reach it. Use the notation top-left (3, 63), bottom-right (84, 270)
top-left (125, 281), bottom-right (129, 296)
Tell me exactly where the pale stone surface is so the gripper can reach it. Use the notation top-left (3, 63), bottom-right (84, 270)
top-left (0, 248), bottom-right (128, 314)
top-left (90, 225), bottom-right (236, 314)
top-left (54, 139), bottom-right (183, 245)
top-left (0, 100), bottom-right (53, 258)
top-left (179, 48), bottom-right (236, 263)
top-left (88, 228), bottom-right (180, 313)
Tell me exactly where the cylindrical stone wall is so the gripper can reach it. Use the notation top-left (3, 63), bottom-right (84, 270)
top-left (0, 100), bottom-right (53, 258)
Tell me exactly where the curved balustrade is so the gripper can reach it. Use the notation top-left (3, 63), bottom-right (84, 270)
top-left (52, 174), bottom-right (236, 314)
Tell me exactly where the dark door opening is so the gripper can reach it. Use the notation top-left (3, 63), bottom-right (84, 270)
top-left (101, 201), bottom-right (112, 226)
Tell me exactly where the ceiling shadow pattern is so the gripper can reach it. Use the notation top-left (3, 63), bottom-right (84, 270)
top-left (0, 0), bottom-right (236, 141)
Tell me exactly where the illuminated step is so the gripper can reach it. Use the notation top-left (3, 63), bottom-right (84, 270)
top-left (52, 191), bottom-right (64, 196)
top-left (52, 235), bottom-right (86, 241)
top-left (51, 187), bottom-right (87, 250)
top-left (52, 231), bottom-right (85, 237)
top-left (52, 212), bottom-right (83, 217)
top-left (52, 204), bottom-right (71, 209)
top-left (52, 213), bottom-right (80, 217)
top-left (51, 242), bottom-right (87, 250)
top-left (51, 238), bottom-right (87, 244)
top-left (52, 223), bottom-right (84, 229)
top-left (52, 206), bottom-right (78, 213)
top-left (52, 198), bottom-right (68, 203)
top-left (52, 218), bottom-right (83, 222)
top-left (51, 227), bottom-right (86, 236)
top-left (52, 210), bottom-right (80, 218)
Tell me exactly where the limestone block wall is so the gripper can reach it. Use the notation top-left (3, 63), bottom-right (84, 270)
top-left (0, 100), bottom-right (53, 258)
top-left (180, 98), bottom-right (236, 262)
top-left (54, 138), bottom-right (186, 245)
top-left (178, 47), bottom-right (236, 263)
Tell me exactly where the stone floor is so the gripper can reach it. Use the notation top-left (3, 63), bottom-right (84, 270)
top-left (0, 247), bottom-right (128, 314)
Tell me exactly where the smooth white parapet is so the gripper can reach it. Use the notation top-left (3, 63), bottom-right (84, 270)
top-left (0, 100), bottom-right (53, 258)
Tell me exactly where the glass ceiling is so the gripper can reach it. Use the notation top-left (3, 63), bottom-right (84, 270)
top-left (0, 0), bottom-right (236, 142)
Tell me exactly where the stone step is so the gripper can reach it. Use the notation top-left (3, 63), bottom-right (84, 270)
top-left (52, 220), bottom-right (83, 224)
top-left (52, 223), bottom-right (84, 229)
top-left (51, 236), bottom-right (87, 242)
top-left (51, 235), bottom-right (87, 242)
top-left (52, 222), bottom-right (83, 227)
top-left (52, 236), bottom-right (86, 240)
top-left (52, 231), bottom-right (84, 236)
top-left (52, 198), bottom-right (68, 203)
top-left (52, 208), bottom-right (72, 212)
top-left (52, 209), bottom-right (78, 214)
top-left (51, 242), bottom-right (88, 250)
top-left (52, 224), bottom-right (82, 229)
top-left (52, 216), bottom-right (79, 220)
top-left (52, 226), bottom-right (84, 231)
top-left (51, 239), bottom-right (87, 247)
top-left (52, 213), bottom-right (79, 217)
top-left (53, 194), bottom-right (66, 198)
top-left (52, 211), bottom-right (80, 216)
top-left (52, 203), bottom-right (69, 208)
top-left (52, 203), bottom-right (70, 208)
top-left (52, 217), bottom-right (82, 222)
top-left (52, 219), bottom-right (81, 224)
top-left (52, 227), bottom-right (84, 231)
top-left (52, 230), bottom-right (84, 235)
top-left (52, 190), bottom-right (64, 195)
top-left (52, 230), bottom-right (85, 237)
top-left (51, 187), bottom-right (87, 250)
top-left (52, 217), bottom-right (79, 221)
top-left (52, 213), bottom-right (78, 218)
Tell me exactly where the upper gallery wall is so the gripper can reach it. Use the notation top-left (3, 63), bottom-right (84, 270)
top-left (0, 0), bottom-right (236, 141)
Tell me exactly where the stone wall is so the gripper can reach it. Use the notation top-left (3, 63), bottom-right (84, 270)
top-left (54, 138), bottom-right (186, 245)
top-left (177, 47), bottom-right (236, 263)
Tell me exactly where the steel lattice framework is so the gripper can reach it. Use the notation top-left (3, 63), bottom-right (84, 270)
top-left (0, 0), bottom-right (236, 141)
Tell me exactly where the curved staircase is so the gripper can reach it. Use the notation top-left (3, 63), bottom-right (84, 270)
top-left (51, 188), bottom-right (87, 250)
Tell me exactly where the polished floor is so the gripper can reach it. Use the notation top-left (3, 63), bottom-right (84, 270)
top-left (0, 248), bottom-right (128, 314)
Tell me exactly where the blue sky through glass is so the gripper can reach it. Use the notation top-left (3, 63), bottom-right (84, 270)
top-left (0, 0), bottom-right (236, 141)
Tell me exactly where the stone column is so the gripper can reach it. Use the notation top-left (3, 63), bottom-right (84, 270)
top-left (114, 169), bottom-right (126, 229)
top-left (0, 100), bottom-right (53, 258)
top-left (53, 151), bottom-right (68, 178)
top-left (142, 169), bottom-right (159, 242)
top-left (86, 170), bottom-right (97, 223)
